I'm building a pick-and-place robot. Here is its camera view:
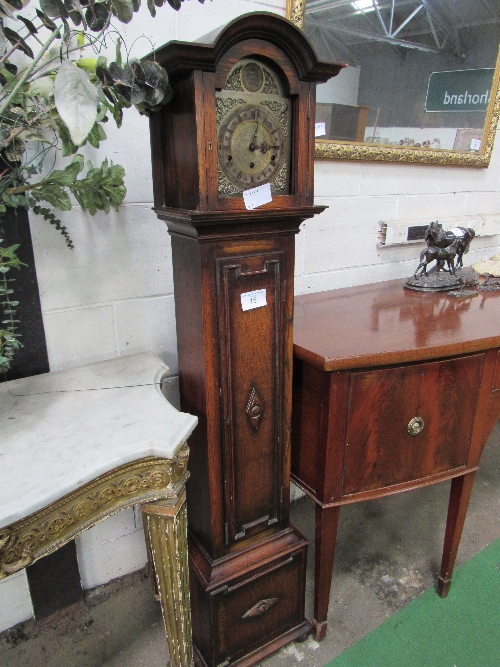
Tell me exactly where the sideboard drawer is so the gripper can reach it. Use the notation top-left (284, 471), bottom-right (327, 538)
top-left (343, 354), bottom-right (484, 495)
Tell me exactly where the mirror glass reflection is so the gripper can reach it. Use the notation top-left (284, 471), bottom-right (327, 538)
top-left (305, 0), bottom-right (500, 154)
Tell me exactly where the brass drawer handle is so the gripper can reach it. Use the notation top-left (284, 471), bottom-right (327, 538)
top-left (407, 417), bottom-right (425, 435)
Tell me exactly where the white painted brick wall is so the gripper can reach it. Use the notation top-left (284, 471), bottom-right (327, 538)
top-left (0, 571), bottom-right (34, 634)
top-left (1, 0), bottom-right (286, 634)
top-left (75, 509), bottom-right (148, 590)
top-left (3, 0), bottom-right (500, 634)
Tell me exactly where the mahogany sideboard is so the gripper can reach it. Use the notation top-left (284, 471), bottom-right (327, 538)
top-left (291, 278), bottom-right (500, 641)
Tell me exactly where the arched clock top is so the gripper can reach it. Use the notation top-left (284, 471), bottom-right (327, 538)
top-left (215, 42), bottom-right (300, 95)
top-left (147, 12), bottom-right (344, 85)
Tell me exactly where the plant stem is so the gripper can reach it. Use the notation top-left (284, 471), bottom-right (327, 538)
top-left (0, 29), bottom-right (60, 117)
top-left (29, 34), bottom-right (102, 80)
top-left (7, 178), bottom-right (53, 195)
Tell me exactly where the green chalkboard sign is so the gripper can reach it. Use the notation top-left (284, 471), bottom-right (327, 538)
top-left (426, 68), bottom-right (494, 112)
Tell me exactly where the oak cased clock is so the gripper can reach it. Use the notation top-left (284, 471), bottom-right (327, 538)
top-left (146, 13), bottom-right (343, 667)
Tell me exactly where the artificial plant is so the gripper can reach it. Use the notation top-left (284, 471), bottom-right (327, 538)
top-left (0, 0), bottom-right (205, 371)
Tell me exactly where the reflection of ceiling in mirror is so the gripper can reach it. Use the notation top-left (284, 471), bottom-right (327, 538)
top-left (307, 0), bottom-right (500, 148)
top-left (305, 0), bottom-right (500, 59)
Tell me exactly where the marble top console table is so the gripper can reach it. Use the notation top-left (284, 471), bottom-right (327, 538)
top-left (0, 352), bottom-right (198, 667)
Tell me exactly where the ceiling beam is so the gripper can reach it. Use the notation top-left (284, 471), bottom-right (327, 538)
top-left (307, 16), bottom-right (441, 52)
top-left (391, 3), bottom-right (424, 37)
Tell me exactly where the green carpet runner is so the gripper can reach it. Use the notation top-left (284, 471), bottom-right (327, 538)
top-left (324, 537), bottom-right (500, 667)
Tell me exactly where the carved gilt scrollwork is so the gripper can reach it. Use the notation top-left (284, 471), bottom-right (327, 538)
top-left (262, 70), bottom-right (279, 95)
top-left (261, 101), bottom-right (289, 136)
top-left (314, 141), bottom-right (495, 166)
top-left (215, 98), bottom-right (245, 129)
top-left (225, 66), bottom-right (244, 91)
top-left (0, 445), bottom-right (190, 579)
top-left (271, 162), bottom-right (288, 194)
top-left (287, 0), bottom-right (305, 30)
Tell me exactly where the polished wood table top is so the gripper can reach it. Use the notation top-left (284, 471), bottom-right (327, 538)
top-left (294, 279), bottom-right (500, 371)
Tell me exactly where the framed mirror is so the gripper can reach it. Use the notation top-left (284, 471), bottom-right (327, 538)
top-left (286, 0), bottom-right (500, 166)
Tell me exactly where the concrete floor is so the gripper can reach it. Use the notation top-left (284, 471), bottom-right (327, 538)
top-left (2, 420), bottom-right (500, 667)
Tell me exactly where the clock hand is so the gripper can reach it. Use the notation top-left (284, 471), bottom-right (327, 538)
top-left (249, 122), bottom-right (259, 152)
top-left (255, 141), bottom-right (281, 154)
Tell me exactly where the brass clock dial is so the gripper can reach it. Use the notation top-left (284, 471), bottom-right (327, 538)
top-left (216, 59), bottom-right (291, 197)
top-left (218, 104), bottom-right (285, 189)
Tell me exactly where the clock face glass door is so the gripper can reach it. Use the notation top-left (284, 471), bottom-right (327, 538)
top-left (216, 59), bottom-right (292, 197)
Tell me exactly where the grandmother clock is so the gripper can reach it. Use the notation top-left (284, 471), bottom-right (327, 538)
top-left (147, 13), bottom-right (343, 667)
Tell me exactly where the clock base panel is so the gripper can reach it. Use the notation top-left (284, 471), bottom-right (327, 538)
top-left (189, 527), bottom-right (309, 667)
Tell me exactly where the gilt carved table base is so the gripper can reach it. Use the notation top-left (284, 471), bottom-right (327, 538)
top-left (0, 448), bottom-right (193, 667)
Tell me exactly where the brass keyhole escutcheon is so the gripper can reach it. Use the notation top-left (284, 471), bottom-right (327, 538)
top-left (407, 417), bottom-right (425, 436)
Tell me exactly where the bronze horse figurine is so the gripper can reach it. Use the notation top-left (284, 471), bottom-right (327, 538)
top-left (415, 238), bottom-right (461, 278)
top-left (425, 221), bottom-right (475, 269)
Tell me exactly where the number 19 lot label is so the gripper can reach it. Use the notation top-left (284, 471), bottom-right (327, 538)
top-left (241, 289), bottom-right (267, 312)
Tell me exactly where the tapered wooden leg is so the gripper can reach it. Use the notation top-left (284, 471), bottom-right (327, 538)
top-left (142, 490), bottom-right (193, 667)
top-left (312, 504), bottom-right (341, 641)
top-left (438, 473), bottom-right (476, 598)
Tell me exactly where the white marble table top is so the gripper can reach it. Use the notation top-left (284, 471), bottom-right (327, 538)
top-left (0, 353), bottom-right (197, 529)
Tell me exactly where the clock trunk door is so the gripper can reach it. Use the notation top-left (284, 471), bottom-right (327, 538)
top-left (216, 251), bottom-right (288, 546)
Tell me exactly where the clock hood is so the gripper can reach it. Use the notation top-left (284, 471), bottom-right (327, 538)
top-left (144, 12), bottom-right (345, 84)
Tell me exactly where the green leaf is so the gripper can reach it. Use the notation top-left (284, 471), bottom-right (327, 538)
top-left (55, 120), bottom-right (79, 157)
top-left (86, 2), bottom-right (110, 31)
top-left (87, 123), bottom-right (106, 148)
top-left (36, 8), bottom-right (58, 30)
top-left (3, 27), bottom-right (34, 59)
top-left (54, 61), bottom-right (99, 145)
top-left (69, 158), bottom-right (126, 215)
top-left (17, 15), bottom-right (38, 34)
top-left (46, 155), bottom-right (85, 186)
top-left (110, 0), bottom-right (134, 23)
top-left (40, 0), bottom-right (69, 18)
top-left (64, 0), bottom-right (87, 28)
top-left (36, 184), bottom-right (72, 210)
top-left (0, 0), bottom-right (16, 19)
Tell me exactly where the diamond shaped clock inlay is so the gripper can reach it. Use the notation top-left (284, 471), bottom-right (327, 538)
top-left (246, 386), bottom-right (263, 431)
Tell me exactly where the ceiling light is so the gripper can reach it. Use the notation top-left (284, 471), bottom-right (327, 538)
top-left (351, 0), bottom-right (378, 12)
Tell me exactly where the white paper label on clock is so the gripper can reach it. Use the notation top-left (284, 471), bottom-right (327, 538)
top-left (315, 122), bottom-right (326, 137)
top-left (470, 138), bottom-right (481, 151)
top-left (243, 183), bottom-right (272, 210)
top-left (241, 289), bottom-right (267, 312)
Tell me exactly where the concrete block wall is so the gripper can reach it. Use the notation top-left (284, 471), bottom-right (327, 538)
top-left (0, 0), bottom-right (286, 635)
top-left (2, 0), bottom-right (500, 633)
top-left (295, 137), bottom-right (500, 294)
